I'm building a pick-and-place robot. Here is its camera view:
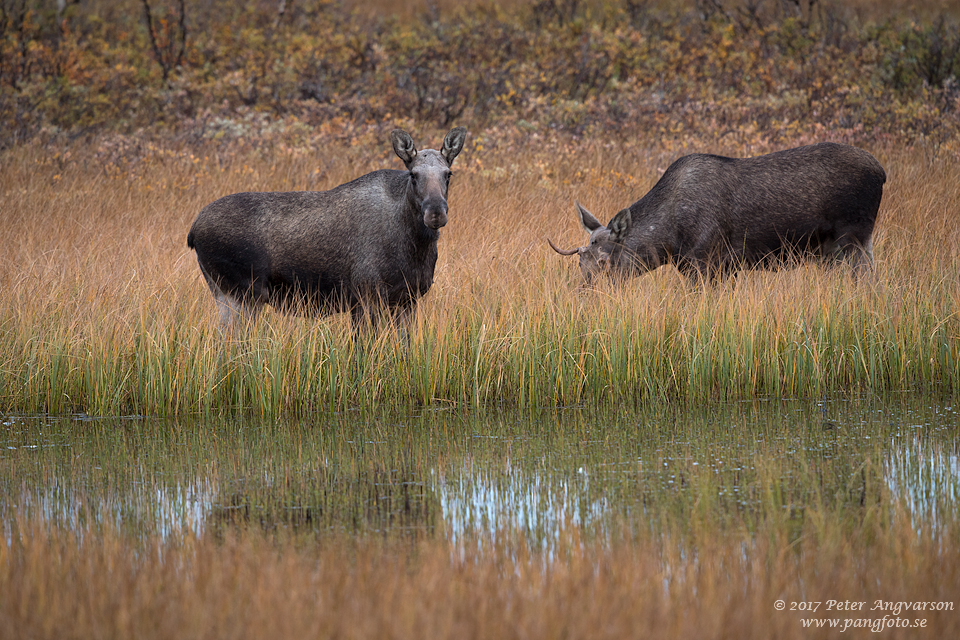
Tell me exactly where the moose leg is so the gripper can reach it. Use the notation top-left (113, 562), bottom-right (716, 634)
top-left (675, 261), bottom-right (702, 285)
top-left (197, 262), bottom-right (262, 331)
top-left (213, 289), bottom-right (262, 330)
top-left (677, 257), bottom-right (715, 286)
top-left (833, 232), bottom-right (875, 280)
top-left (350, 298), bottom-right (381, 335)
top-left (844, 242), bottom-right (874, 279)
top-left (390, 301), bottom-right (418, 346)
top-left (350, 304), bottom-right (367, 332)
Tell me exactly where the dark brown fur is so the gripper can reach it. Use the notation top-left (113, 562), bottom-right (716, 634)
top-left (552, 142), bottom-right (886, 283)
top-left (187, 127), bottom-right (466, 328)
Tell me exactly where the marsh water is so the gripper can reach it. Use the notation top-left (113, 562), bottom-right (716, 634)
top-left (2, 395), bottom-right (959, 549)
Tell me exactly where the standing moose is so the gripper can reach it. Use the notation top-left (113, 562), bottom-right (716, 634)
top-left (549, 142), bottom-right (885, 283)
top-left (187, 127), bottom-right (467, 329)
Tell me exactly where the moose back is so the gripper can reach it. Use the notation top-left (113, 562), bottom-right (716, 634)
top-left (550, 142), bottom-right (885, 283)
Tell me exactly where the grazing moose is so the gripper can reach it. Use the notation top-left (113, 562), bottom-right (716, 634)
top-left (549, 142), bottom-right (885, 283)
top-left (187, 127), bottom-right (467, 329)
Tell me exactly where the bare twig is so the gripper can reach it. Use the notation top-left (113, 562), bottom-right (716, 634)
top-left (141, 0), bottom-right (187, 85)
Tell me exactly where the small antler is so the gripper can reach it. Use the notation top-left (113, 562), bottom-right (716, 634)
top-left (547, 238), bottom-right (580, 256)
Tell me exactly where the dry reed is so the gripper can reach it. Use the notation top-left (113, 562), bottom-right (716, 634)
top-left (2, 131), bottom-right (958, 415)
top-left (2, 511), bottom-right (958, 640)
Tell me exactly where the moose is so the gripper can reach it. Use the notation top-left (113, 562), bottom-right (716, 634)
top-left (549, 142), bottom-right (885, 283)
top-left (187, 127), bottom-right (467, 330)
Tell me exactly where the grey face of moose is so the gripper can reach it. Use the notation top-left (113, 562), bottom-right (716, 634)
top-left (391, 127), bottom-right (466, 230)
top-left (550, 202), bottom-right (634, 284)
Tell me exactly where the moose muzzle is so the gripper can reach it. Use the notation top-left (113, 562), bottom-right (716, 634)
top-left (422, 198), bottom-right (448, 229)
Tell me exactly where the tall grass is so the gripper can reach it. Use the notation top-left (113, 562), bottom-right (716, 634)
top-left (2, 135), bottom-right (958, 415)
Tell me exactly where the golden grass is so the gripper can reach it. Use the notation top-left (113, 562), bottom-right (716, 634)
top-left (3, 127), bottom-right (959, 636)
top-left (2, 514), bottom-right (958, 640)
top-left (1, 131), bottom-right (959, 414)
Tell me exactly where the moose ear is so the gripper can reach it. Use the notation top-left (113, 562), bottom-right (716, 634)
top-left (391, 129), bottom-right (418, 168)
top-left (575, 202), bottom-right (603, 233)
top-left (441, 126), bottom-right (467, 166)
top-left (608, 209), bottom-right (632, 243)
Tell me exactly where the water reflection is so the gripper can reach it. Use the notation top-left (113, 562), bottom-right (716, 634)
top-left (204, 469), bottom-right (438, 536)
top-left (884, 404), bottom-right (960, 529)
top-left (1, 396), bottom-right (958, 547)
top-left (8, 476), bottom-right (216, 543)
top-left (436, 464), bottom-right (609, 548)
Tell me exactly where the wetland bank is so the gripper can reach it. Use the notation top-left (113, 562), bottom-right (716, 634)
top-left (3, 0), bottom-right (960, 637)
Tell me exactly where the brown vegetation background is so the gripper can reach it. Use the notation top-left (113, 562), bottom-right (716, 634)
top-left (2, 2), bottom-right (960, 639)
top-left (1, 0), bottom-right (959, 150)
